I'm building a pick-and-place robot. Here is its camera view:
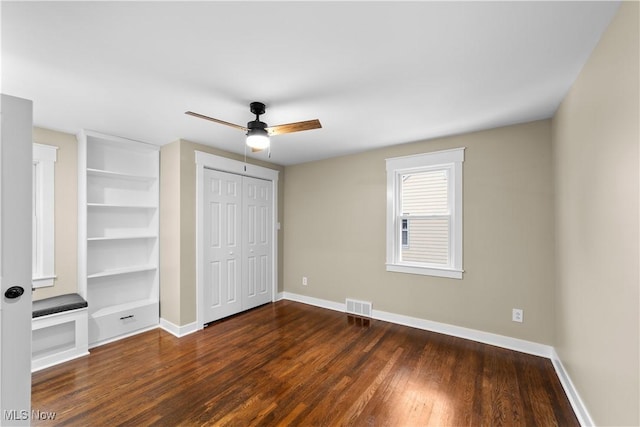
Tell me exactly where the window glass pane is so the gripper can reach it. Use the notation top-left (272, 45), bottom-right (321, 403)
top-left (401, 219), bottom-right (408, 247)
top-left (401, 217), bottom-right (449, 265)
top-left (401, 169), bottom-right (448, 215)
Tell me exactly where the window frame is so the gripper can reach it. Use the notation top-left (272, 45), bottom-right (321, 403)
top-left (385, 147), bottom-right (464, 279)
top-left (32, 143), bottom-right (57, 288)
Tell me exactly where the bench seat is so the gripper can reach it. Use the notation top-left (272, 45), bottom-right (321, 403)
top-left (32, 293), bottom-right (89, 372)
top-left (33, 293), bottom-right (88, 318)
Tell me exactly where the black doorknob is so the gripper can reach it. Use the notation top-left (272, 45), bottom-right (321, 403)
top-left (4, 286), bottom-right (24, 299)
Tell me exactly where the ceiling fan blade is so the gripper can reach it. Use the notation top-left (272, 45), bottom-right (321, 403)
top-left (266, 119), bottom-right (321, 136)
top-left (185, 111), bottom-right (247, 132)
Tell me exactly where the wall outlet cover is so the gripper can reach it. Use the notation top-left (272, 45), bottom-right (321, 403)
top-left (512, 308), bottom-right (523, 323)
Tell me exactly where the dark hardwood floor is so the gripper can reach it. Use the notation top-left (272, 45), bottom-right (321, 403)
top-left (31, 300), bottom-right (578, 426)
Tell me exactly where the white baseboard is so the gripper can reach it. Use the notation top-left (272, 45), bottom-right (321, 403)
top-left (279, 292), bottom-right (346, 313)
top-left (160, 318), bottom-right (199, 338)
top-left (31, 351), bottom-right (90, 373)
top-left (280, 292), bottom-right (592, 425)
top-left (281, 291), bottom-right (552, 357)
top-left (89, 324), bottom-right (159, 349)
top-left (373, 309), bottom-right (554, 358)
top-left (551, 349), bottom-right (594, 427)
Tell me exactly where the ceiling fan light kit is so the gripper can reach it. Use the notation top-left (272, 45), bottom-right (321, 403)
top-left (186, 101), bottom-right (321, 153)
top-left (246, 126), bottom-right (270, 150)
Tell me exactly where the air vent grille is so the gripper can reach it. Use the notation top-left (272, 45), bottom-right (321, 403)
top-left (345, 298), bottom-right (372, 318)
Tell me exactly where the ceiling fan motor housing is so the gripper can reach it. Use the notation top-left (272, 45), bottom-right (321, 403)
top-left (250, 101), bottom-right (266, 116)
top-left (248, 102), bottom-right (268, 133)
top-left (247, 120), bottom-right (267, 131)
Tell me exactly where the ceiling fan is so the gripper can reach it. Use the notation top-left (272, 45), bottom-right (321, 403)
top-left (185, 102), bottom-right (321, 152)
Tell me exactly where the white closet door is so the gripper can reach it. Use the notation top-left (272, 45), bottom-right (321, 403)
top-left (203, 169), bottom-right (243, 323)
top-left (242, 176), bottom-right (272, 310)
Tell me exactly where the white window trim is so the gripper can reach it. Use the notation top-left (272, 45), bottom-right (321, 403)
top-left (33, 143), bottom-right (57, 288)
top-left (385, 147), bottom-right (464, 279)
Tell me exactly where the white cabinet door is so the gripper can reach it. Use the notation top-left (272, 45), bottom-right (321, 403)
top-left (0, 95), bottom-right (33, 425)
top-left (203, 169), bottom-right (243, 323)
top-left (243, 176), bottom-right (272, 310)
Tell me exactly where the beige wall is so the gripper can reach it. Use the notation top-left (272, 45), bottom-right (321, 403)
top-left (32, 127), bottom-right (78, 301)
top-left (552, 2), bottom-right (639, 425)
top-left (284, 120), bottom-right (555, 344)
top-left (160, 139), bottom-right (285, 325)
top-left (159, 141), bottom-right (181, 324)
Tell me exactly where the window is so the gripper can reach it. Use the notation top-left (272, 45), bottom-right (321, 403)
top-left (33, 143), bottom-right (57, 288)
top-left (386, 148), bottom-right (464, 279)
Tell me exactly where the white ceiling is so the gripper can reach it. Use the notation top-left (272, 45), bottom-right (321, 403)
top-left (1, 1), bottom-right (620, 166)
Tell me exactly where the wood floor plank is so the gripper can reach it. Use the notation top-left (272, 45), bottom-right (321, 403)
top-left (31, 300), bottom-right (579, 426)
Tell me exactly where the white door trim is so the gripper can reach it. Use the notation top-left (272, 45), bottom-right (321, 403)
top-left (195, 151), bottom-right (279, 330)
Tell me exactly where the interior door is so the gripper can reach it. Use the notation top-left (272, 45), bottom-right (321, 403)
top-left (203, 168), bottom-right (242, 323)
top-left (242, 176), bottom-right (272, 310)
top-left (0, 94), bottom-right (33, 425)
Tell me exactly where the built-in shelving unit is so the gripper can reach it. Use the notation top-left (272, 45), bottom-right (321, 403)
top-left (77, 130), bottom-right (159, 347)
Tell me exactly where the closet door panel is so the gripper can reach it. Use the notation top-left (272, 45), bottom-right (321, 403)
top-left (203, 169), bottom-right (243, 323)
top-left (243, 176), bottom-right (272, 310)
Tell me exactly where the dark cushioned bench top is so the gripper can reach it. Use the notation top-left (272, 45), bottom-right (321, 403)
top-left (32, 293), bottom-right (88, 318)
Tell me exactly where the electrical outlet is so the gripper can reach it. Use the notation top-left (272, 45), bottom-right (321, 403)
top-left (302, 276), bottom-right (308, 286)
top-left (512, 308), bottom-right (523, 323)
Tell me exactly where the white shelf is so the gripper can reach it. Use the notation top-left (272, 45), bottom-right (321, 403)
top-left (87, 168), bottom-right (156, 182)
top-left (87, 203), bottom-right (157, 209)
top-left (87, 264), bottom-right (157, 279)
top-left (79, 130), bottom-right (160, 346)
top-left (87, 235), bottom-right (157, 242)
top-left (92, 299), bottom-right (157, 318)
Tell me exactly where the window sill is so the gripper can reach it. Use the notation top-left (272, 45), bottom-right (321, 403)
top-left (386, 264), bottom-right (463, 279)
top-left (32, 275), bottom-right (56, 289)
